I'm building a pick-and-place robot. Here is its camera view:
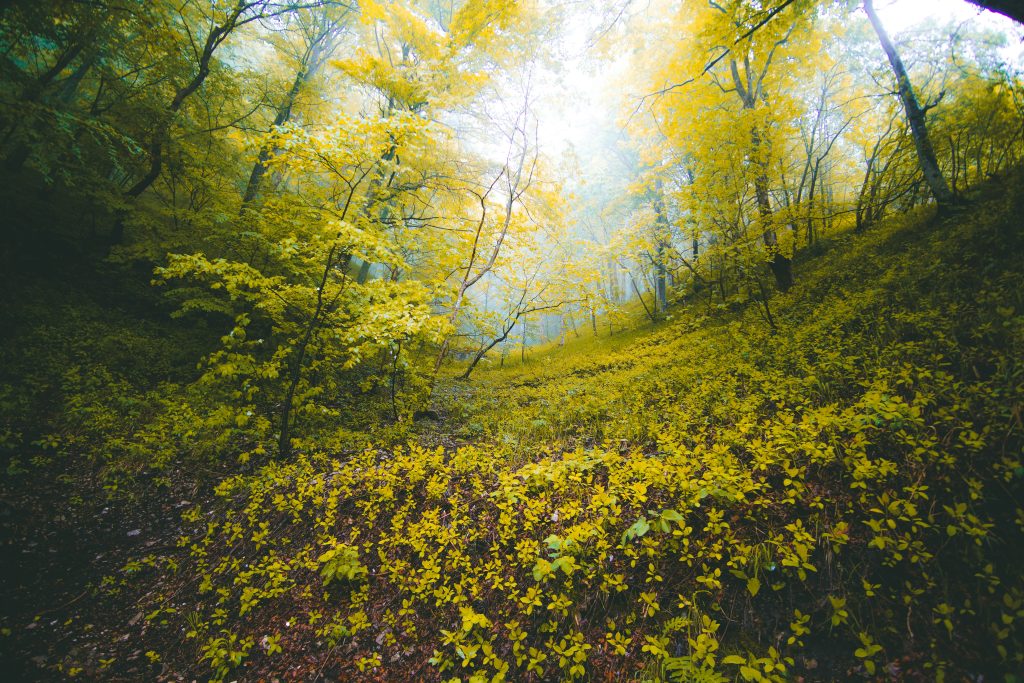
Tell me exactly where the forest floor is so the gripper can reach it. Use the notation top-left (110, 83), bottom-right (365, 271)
top-left (2, 173), bottom-right (1024, 681)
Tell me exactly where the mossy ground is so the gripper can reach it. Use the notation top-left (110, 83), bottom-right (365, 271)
top-left (2, 174), bottom-right (1024, 681)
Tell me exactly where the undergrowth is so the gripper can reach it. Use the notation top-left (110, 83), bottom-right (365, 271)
top-left (21, 182), bottom-right (1024, 681)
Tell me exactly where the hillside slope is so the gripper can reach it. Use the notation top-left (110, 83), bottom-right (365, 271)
top-left (4, 176), bottom-right (1024, 681)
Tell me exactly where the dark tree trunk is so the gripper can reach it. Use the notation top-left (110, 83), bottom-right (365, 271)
top-left (110, 8), bottom-right (247, 245)
top-left (629, 273), bottom-right (657, 323)
top-left (462, 331), bottom-right (508, 379)
top-left (390, 342), bottom-right (401, 422)
top-left (356, 259), bottom-right (372, 284)
top-left (277, 165), bottom-right (370, 458)
top-left (728, 54), bottom-right (795, 292)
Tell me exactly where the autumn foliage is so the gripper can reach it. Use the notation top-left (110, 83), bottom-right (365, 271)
top-left (1, 0), bottom-right (1023, 681)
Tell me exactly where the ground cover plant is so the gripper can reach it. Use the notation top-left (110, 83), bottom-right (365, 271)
top-left (1, 0), bottom-right (1024, 681)
top-left (2, 171), bottom-right (1021, 681)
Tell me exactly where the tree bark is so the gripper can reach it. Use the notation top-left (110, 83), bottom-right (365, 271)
top-left (110, 4), bottom-right (250, 244)
top-left (754, 172), bottom-right (794, 291)
top-left (462, 329), bottom-right (510, 379)
top-left (864, 0), bottom-right (953, 207)
top-left (628, 272), bottom-right (657, 323)
top-left (277, 164), bottom-right (369, 458)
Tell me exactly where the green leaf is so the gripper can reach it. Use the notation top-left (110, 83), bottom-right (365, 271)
top-left (746, 577), bottom-right (761, 597)
top-left (660, 509), bottom-right (684, 523)
top-left (623, 517), bottom-right (650, 542)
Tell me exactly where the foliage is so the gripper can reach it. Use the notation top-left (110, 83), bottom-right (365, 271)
top-left (318, 542), bottom-right (368, 585)
top-left (1, 1), bottom-right (1023, 680)
top-left (64, 178), bottom-right (1023, 681)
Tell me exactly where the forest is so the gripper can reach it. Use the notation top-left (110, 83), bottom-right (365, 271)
top-left (1, 0), bottom-right (1023, 680)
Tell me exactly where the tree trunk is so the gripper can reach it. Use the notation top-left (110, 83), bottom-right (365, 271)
top-left (652, 186), bottom-right (669, 312)
top-left (864, 0), bottom-right (953, 207)
top-left (754, 173), bottom-right (794, 291)
top-left (462, 330), bottom-right (509, 379)
top-left (855, 156), bottom-right (873, 232)
top-left (278, 247), bottom-right (348, 458)
top-left (629, 272), bottom-right (657, 323)
top-left (390, 342), bottom-right (401, 422)
top-left (356, 259), bottom-right (372, 284)
top-left (277, 166), bottom-right (367, 458)
top-left (242, 73), bottom-right (304, 205)
top-left (655, 256), bottom-right (668, 312)
top-left (241, 32), bottom-right (327, 207)
top-left (729, 54), bottom-right (795, 292)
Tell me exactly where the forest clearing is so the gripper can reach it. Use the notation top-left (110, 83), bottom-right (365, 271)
top-left (1, 0), bottom-right (1023, 681)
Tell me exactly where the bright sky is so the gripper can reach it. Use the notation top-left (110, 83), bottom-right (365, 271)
top-left (877, 0), bottom-right (1018, 34)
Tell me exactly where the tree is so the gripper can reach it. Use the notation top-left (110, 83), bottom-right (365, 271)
top-left (624, 0), bottom-right (814, 296)
top-left (710, 1), bottom-right (805, 291)
top-left (459, 255), bottom-right (559, 380)
top-left (863, 0), bottom-right (953, 207)
top-left (158, 111), bottom-right (446, 458)
top-left (0, 0), bottom-right (105, 172)
top-left (241, 4), bottom-right (354, 207)
top-left (115, 1), bottom-right (340, 242)
top-left (432, 100), bottom-right (538, 377)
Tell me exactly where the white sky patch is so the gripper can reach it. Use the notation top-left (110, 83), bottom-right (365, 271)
top-left (531, 15), bottom-right (607, 162)
top-left (876, 0), bottom-right (1014, 34)
top-left (876, 0), bottom-right (1024, 64)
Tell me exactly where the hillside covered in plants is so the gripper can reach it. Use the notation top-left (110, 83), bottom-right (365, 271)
top-left (2, 0), bottom-right (1024, 681)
